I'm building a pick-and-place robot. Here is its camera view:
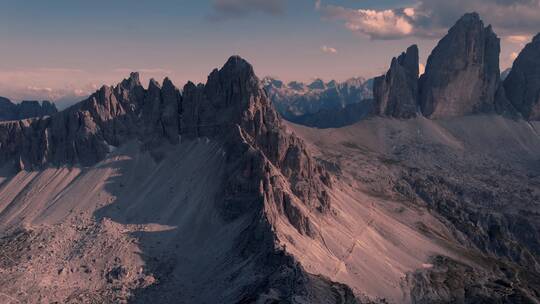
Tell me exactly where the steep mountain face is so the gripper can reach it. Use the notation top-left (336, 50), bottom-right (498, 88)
top-left (0, 97), bottom-right (57, 121)
top-left (419, 13), bottom-right (502, 118)
top-left (373, 45), bottom-right (419, 118)
top-left (264, 76), bottom-right (373, 121)
top-left (0, 57), bottom-right (354, 303)
top-left (504, 33), bottom-right (540, 120)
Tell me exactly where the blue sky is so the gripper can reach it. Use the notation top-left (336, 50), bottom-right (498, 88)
top-left (0, 0), bottom-right (537, 106)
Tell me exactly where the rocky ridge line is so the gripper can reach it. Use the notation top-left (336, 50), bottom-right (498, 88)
top-left (373, 45), bottom-right (419, 118)
top-left (0, 97), bottom-right (57, 121)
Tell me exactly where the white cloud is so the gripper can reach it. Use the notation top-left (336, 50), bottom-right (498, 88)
top-left (317, 3), bottom-right (416, 39)
top-left (321, 45), bottom-right (338, 54)
top-left (316, 0), bottom-right (540, 40)
top-left (419, 63), bottom-right (426, 75)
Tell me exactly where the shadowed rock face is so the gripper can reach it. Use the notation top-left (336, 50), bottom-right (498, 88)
top-left (373, 45), bottom-right (419, 118)
top-left (0, 97), bottom-right (57, 121)
top-left (0, 55), bottom-right (331, 232)
top-left (0, 57), bottom-right (351, 304)
top-left (419, 13), bottom-right (501, 118)
top-left (504, 33), bottom-right (540, 120)
top-left (181, 56), bottom-right (332, 220)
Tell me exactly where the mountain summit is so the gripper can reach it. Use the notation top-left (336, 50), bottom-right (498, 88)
top-left (419, 12), bottom-right (502, 118)
top-left (503, 33), bottom-right (540, 120)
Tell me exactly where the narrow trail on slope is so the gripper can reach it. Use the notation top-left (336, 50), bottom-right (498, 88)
top-left (331, 204), bottom-right (375, 279)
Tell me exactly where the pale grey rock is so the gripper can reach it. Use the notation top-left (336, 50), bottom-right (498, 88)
top-left (503, 33), bottom-right (540, 120)
top-left (373, 45), bottom-right (419, 118)
top-left (419, 13), bottom-right (501, 118)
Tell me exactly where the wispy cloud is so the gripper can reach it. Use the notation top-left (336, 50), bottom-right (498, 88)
top-left (321, 45), bottom-right (338, 54)
top-left (209, 0), bottom-right (286, 20)
top-left (316, 0), bottom-right (540, 40)
top-left (505, 34), bottom-right (532, 45)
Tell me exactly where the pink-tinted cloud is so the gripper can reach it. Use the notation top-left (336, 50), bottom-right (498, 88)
top-left (321, 45), bottom-right (338, 54)
top-left (316, 0), bottom-right (540, 40)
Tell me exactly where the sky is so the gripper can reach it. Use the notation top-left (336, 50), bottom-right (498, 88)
top-left (0, 0), bottom-right (538, 108)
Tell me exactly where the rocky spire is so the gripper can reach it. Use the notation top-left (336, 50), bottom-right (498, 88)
top-left (0, 56), bottom-right (331, 235)
top-left (373, 44), bottom-right (419, 118)
top-left (503, 33), bottom-right (540, 120)
top-left (181, 56), bottom-right (332, 225)
top-left (419, 12), bottom-right (501, 118)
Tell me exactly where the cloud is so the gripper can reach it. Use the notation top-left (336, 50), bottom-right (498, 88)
top-left (210, 0), bottom-right (286, 20)
top-left (321, 45), bottom-right (338, 54)
top-left (316, 0), bottom-right (540, 40)
top-left (510, 51), bottom-right (519, 61)
top-left (505, 34), bottom-right (532, 45)
top-left (419, 63), bottom-right (426, 75)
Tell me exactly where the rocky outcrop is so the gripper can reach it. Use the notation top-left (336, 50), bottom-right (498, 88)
top-left (0, 56), bottom-right (331, 234)
top-left (0, 97), bottom-right (57, 121)
top-left (0, 72), bottom-right (179, 168)
top-left (181, 56), bottom-right (332, 224)
top-left (373, 45), bottom-right (419, 118)
top-left (503, 33), bottom-right (540, 120)
top-left (419, 13), bottom-right (501, 118)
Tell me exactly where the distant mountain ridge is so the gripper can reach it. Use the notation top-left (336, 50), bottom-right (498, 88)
top-left (374, 12), bottom-right (539, 121)
top-left (0, 97), bottom-right (57, 121)
top-left (263, 76), bottom-right (373, 120)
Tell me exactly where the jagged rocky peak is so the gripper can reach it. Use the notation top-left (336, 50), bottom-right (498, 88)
top-left (373, 44), bottom-right (419, 118)
top-left (0, 97), bottom-right (58, 121)
top-left (419, 12), bottom-right (501, 118)
top-left (503, 33), bottom-right (540, 120)
top-left (0, 56), bottom-right (331, 231)
top-left (308, 79), bottom-right (326, 90)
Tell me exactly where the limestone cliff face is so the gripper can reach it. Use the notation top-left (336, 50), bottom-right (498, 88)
top-left (0, 72), bottom-right (181, 168)
top-left (504, 33), bottom-right (540, 120)
top-left (0, 56), bottom-right (331, 236)
top-left (373, 45), bottom-right (419, 118)
top-left (419, 13), bottom-right (501, 118)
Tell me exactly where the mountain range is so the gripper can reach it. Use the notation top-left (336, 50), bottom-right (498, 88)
top-left (0, 12), bottom-right (540, 304)
top-left (0, 97), bottom-right (57, 121)
top-left (263, 76), bottom-right (373, 122)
